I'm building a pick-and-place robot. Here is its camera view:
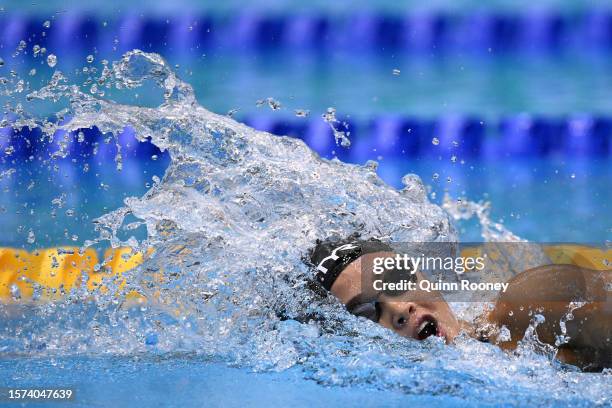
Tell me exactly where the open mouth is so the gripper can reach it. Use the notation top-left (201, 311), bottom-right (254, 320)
top-left (416, 316), bottom-right (439, 340)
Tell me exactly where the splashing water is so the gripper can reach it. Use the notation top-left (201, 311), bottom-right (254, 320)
top-left (1, 50), bottom-right (610, 406)
top-left (322, 107), bottom-right (351, 147)
top-left (442, 194), bottom-right (524, 242)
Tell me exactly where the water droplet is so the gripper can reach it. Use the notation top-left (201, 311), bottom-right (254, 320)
top-left (43, 20), bottom-right (51, 29)
top-left (47, 54), bottom-right (57, 68)
top-left (86, 54), bottom-right (94, 63)
top-left (450, 155), bottom-right (457, 163)
top-left (431, 137), bottom-right (440, 146)
top-left (498, 325), bottom-right (511, 342)
top-left (364, 160), bottom-right (378, 171)
top-left (27, 229), bottom-right (36, 244)
top-left (392, 68), bottom-right (400, 76)
top-left (0, 58), bottom-right (4, 67)
top-left (10, 284), bottom-right (21, 300)
top-left (266, 97), bottom-right (281, 111)
top-left (570, 173), bottom-right (576, 179)
top-left (294, 109), bottom-right (310, 118)
top-left (29, 68), bottom-right (36, 76)
top-left (432, 173), bottom-right (439, 180)
top-left (322, 107), bottom-right (337, 123)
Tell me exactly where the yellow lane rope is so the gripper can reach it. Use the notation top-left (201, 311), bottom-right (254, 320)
top-left (0, 245), bottom-right (609, 302)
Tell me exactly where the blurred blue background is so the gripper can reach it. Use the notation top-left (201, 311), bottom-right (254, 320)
top-left (0, 0), bottom-right (610, 246)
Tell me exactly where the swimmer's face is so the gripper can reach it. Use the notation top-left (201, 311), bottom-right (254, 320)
top-left (330, 252), bottom-right (460, 343)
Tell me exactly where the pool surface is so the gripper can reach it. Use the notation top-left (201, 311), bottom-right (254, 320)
top-left (2, 357), bottom-right (476, 408)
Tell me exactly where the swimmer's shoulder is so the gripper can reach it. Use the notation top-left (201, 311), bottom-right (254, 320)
top-left (501, 264), bottom-right (609, 302)
top-left (488, 264), bottom-right (611, 370)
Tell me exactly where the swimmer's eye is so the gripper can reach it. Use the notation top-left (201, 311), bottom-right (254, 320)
top-left (347, 301), bottom-right (381, 322)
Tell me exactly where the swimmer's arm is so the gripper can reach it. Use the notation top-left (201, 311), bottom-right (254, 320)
top-left (487, 265), bottom-right (611, 369)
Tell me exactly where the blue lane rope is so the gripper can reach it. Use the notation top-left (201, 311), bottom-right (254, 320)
top-left (1, 116), bottom-right (610, 165)
top-left (3, 12), bottom-right (612, 55)
top-left (244, 115), bottom-right (611, 159)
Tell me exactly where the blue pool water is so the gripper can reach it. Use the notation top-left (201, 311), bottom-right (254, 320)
top-left (1, 357), bottom-right (473, 408)
top-left (1, 155), bottom-right (610, 248)
top-left (0, 2), bottom-right (611, 406)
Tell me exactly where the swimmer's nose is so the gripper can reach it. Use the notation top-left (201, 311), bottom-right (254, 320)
top-left (390, 302), bottom-right (416, 331)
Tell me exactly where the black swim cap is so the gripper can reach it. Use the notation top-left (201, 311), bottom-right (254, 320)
top-left (309, 238), bottom-right (393, 291)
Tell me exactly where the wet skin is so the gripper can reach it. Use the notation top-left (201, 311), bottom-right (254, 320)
top-left (488, 264), bottom-right (612, 370)
top-left (330, 253), bottom-right (611, 370)
top-left (330, 251), bottom-right (461, 344)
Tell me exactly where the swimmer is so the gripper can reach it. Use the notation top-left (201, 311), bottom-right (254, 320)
top-left (309, 238), bottom-right (612, 371)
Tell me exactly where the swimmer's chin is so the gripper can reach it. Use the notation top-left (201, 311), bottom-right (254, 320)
top-left (442, 328), bottom-right (464, 345)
